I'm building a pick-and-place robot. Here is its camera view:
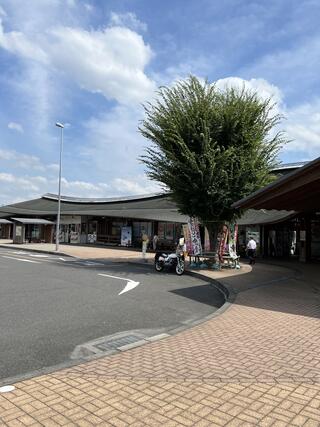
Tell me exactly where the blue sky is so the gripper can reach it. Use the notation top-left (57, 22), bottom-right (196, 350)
top-left (0, 0), bottom-right (319, 204)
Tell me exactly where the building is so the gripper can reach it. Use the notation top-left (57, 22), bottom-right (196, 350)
top-left (0, 219), bottom-right (13, 239)
top-left (272, 161), bottom-right (309, 176)
top-left (0, 193), bottom-right (188, 249)
top-left (233, 156), bottom-right (320, 262)
top-left (1, 160), bottom-right (317, 259)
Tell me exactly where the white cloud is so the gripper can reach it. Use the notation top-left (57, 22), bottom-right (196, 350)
top-left (0, 146), bottom-right (161, 205)
top-left (81, 104), bottom-right (148, 177)
top-left (0, 17), bottom-right (48, 63)
top-left (0, 13), bottom-right (155, 105)
top-left (283, 100), bottom-right (320, 156)
top-left (84, 4), bottom-right (93, 12)
top-left (111, 176), bottom-right (161, 195)
top-left (49, 25), bottom-right (155, 104)
top-left (0, 172), bottom-right (15, 183)
top-left (0, 172), bottom-right (40, 191)
top-left (0, 5), bottom-right (7, 17)
top-left (215, 77), bottom-right (283, 113)
top-left (8, 121), bottom-right (24, 133)
top-left (47, 163), bottom-right (60, 171)
top-left (66, 0), bottom-right (77, 7)
top-left (0, 170), bottom-right (161, 205)
top-left (110, 12), bottom-right (147, 32)
top-left (0, 149), bottom-right (47, 171)
top-left (213, 76), bottom-right (320, 159)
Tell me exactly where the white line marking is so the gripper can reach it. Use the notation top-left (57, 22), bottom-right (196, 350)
top-left (0, 385), bottom-right (15, 393)
top-left (2, 256), bottom-right (41, 264)
top-left (82, 261), bottom-right (104, 266)
top-left (30, 254), bottom-right (49, 258)
top-left (98, 273), bottom-right (140, 295)
top-left (73, 261), bottom-right (105, 266)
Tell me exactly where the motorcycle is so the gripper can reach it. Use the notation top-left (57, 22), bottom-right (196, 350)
top-left (154, 251), bottom-right (185, 275)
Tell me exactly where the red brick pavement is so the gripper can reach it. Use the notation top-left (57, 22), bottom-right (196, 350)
top-left (0, 261), bottom-right (320, 426)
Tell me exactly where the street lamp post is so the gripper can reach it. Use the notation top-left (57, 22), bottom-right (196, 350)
top-left (55, 122), bottom-right (64, 252)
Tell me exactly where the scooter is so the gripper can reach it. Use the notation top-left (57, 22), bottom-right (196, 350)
top-left (154, 251), bottom-right (185, 275)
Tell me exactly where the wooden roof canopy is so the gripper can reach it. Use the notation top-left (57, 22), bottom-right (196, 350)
top-left (232, 156), bottom-right (320, 212)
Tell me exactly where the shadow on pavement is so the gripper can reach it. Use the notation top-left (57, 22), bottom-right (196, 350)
top-left (221, 260), bottom-right (320, 319)
top-left (170, 284), bottom-right (225, 307)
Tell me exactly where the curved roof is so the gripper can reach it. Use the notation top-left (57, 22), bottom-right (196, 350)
top-left (272, 161), bottom-right (308, 172)
top-left (42, 192), bottom-right (166, 204)
top-left (236, 209), bottom-right (295, 225)
top-left (0, 193), bottom-right (188, 223)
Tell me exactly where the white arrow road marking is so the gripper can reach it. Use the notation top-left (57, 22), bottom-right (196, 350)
top-left (98, 273), bottom-right (140, 295)
top-left (118, 280), bottom-right (141, 295)
top-left (2, 256), bottom-right (41, 264)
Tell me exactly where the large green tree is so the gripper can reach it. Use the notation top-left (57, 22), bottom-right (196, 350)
top-left (139, 76), bottom-right (285, 250)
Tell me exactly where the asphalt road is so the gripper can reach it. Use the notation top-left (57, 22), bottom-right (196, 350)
top-left (0, 248), bottom-right (224, 382)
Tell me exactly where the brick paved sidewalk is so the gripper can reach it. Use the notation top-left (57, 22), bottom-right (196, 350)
top-left (0, 241), bottom-right (155, 262)
top-left (0, 260), bottom-right (320, 426)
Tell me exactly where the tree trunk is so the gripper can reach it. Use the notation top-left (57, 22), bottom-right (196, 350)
top-left (203, 221), bottom-right (224, 263)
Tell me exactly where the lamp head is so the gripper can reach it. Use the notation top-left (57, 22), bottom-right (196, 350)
top-left (55, 122), bottom-right (64, 128)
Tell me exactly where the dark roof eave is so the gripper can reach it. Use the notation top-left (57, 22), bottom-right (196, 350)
top-left (232, 156), bottom-right (320, 209)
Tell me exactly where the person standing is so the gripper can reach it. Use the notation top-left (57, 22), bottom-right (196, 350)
top-left (247, 237), bottom-right (257, 265)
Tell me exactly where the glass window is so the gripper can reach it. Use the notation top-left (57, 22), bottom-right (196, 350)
top-left (31, 225), bottom-right (40, 239)
top-left (158, 223), bottom-right (165, 239)
top-left (166, 223), bottom-right (174, 240)
top-left (311, 220), bottom-right (320, 259)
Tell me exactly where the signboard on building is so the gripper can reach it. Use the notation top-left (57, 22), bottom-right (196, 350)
top-left (121, 226), bottom-right (132, 246)
top-left (15, 225), bottom-right (22, 237)
top-left (88, 233), bottom-right (97, 244)
top-left (70, 231), bottom-right (80, 244)
top-left (60, 215), bottom-right (81, 225)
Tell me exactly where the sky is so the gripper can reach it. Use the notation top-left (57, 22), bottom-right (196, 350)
top-left (0, 0), bottom-right (319, 205)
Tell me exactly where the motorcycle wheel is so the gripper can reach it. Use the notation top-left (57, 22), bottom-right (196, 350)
top-left (155, 261), bottom-right (164, 272)
top-left (175, 260), bottom-right (185, 275)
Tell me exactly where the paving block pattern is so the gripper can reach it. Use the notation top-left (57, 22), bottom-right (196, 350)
top-left (0, 261), bottom-right (320, 426)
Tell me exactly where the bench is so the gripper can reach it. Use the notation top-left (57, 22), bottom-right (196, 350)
top-left (189, 252), bottom-right (240, 270)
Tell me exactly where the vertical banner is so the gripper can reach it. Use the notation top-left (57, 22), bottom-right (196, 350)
top-left (187, 217), bottom-right (202, 256)
top-left (182, 224), bottom-right (192, 254)
top-left (228, 223), bottom-right (238, 257)
top-left (204, 227), bottom-right (210, 252)
top-left (218, 224), bottom-right (229, 260)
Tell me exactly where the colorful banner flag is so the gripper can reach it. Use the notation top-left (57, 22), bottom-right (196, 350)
top-left (187, 217), bottom-right (202, 256)
top-left (218, 224), bottom-right (229, 260)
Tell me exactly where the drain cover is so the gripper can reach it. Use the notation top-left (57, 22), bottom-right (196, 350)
top-left (71, 329), bottom-right (166, 360)
top-left (94, 334), bottom-right (142, 351)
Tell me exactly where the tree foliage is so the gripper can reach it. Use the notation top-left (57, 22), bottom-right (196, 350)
top-left (139, 76), bottom-right (286, 242)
